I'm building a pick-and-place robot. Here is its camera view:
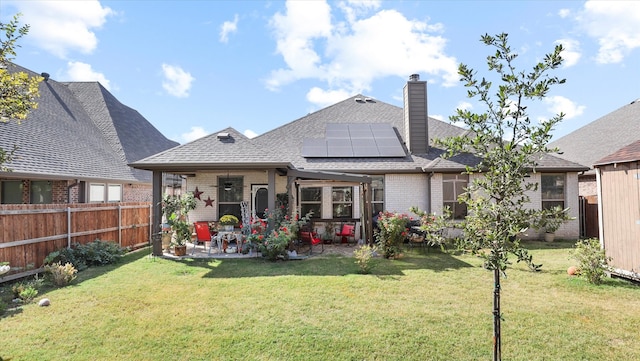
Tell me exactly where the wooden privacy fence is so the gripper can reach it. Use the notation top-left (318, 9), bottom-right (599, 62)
top-left (0, 202), bottom-right (152, 283)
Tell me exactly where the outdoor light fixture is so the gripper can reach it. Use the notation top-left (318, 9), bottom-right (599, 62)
top-left (223, 172), bottom-right (232, 191)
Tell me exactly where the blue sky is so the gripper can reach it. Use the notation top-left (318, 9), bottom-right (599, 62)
top-left (2, 0), bottom-right (639, 144)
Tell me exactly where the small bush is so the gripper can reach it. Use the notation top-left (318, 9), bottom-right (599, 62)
top-left (74, 239), bottom-right (126, 267)
top-left (0, 299), bottom-right (7, 315)
top-left (571, 238), bottom-right (611, 285)
top-left (44, 239), bottom-right (126, 271)
top-left (11, 277), bottom-right (43, 302)
top-left (354, 244), bottom-right (378, 274)
top-left (45, 262), bottom-right (78, 286)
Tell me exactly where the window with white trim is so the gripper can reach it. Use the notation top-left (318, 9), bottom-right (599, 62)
top-left (300, 187), bottom-right (322, 218)
top-left (332, 186), bottom-right (353, 218)
top-left (541, 174), bottom-right (565, 210)
top-left (443, 174), bottom-right (468, 220)
top-left (371, 176), bottom-right (384, 215)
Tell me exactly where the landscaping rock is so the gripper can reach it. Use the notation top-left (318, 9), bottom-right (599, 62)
top-left (38, 298), bottom-right (50, 307)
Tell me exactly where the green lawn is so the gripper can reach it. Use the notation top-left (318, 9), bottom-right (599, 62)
top-left (1, 240), bottom-right (639, 360)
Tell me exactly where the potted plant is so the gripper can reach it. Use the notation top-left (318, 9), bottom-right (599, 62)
top-left (162, 193), bottom-right (197, 256)
top-left (219, 214), bottom-right (239, 231)
top-left (536, 206), bottom-right (573, 242)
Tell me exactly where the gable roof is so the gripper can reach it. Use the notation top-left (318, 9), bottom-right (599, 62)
top-left (594, 140), bottom-right (640, 166)
top-left (133, 93), bottom-right (585, 174)
top-left (550, 98), bottom-right (640, 171)
top-left (0, 63), bottom-right (178, 183)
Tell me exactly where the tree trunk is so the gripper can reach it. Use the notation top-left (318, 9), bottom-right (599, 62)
top-left (493, 268), bottom-right (501, 361)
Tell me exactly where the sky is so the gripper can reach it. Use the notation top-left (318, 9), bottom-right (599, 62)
top-left (1, 0), bottom-right (639, 144)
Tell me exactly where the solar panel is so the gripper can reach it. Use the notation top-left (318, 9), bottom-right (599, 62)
top-left (302, 123), bottom-right (406, 158)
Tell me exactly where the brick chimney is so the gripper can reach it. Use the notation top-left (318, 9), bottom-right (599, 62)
top-left (403, 74), bottom-right (428, 154)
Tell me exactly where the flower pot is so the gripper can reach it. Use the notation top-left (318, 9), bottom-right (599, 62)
top-left (174, 245), bottom-right (187, 256)
top-left (544, 232), bottom-right (555, 242)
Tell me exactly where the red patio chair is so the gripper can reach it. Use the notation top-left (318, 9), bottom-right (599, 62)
top-left (335, 223), bottom-right (356, 245)
top-left (299, 229), bottom-right (324, 255)
top-left (193, 221), bottom-right (213, 254)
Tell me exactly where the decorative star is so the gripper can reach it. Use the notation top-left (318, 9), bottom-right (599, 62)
top-left (204, 196), bottom-right (214, 207)
top-left (193, 187), bottom-right (204, 200)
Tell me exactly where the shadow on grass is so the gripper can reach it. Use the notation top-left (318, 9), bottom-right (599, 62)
top-left (168, 246), bottom-right (474, 279)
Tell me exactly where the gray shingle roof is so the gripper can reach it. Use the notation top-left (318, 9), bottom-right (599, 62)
top-left (551, 98), bottom-right (640, 170)
top-left (1, 63), bottom-right (178, 183)
top-left (132, 93), bottom-right (586, 173)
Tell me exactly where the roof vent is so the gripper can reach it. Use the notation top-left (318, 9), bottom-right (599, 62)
top-left (41, 72), bottom-right (50, 81)
top-left (217, 132), bottom-right (230, 139)
top-left (364, 97), bottom-right (374, 102)
top-left (354, 97), bottom-right (363, 102)
top-left (409, 74), bottom-right (420, 81)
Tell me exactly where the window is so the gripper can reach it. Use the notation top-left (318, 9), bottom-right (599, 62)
top-left (1, 180), bottom-right (23, 204)
top-left (541, 174), bottom-right (565, 210)
top-left (30, 180), bottom-right (52, 204)
top-left (89, 184), bottom-right (105, 202)
top-left (443, 174), bottom-right (468, 220)
top-left (218, 176), bottom-right (243, 220)
top-left (108, 184), bottom-right (122, 202)
top-left (332, 186), bottom-right (353, 218)
top-left (371, 176), bottom-right (384, 216)
top-left (300, 187), bottom-right (322, 218)
top-left (89, 183), bottom-right (122, 203)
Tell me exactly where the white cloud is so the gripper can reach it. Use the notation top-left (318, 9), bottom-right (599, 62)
top-left (457, 101), bottom-right (473, 111)
top-left (181, 126), bottom-right (208, 143)
top-left (161, 64), bottom-right (195, 98)
top-left (554, 38), bottom-right (581, 67)
top-left (544, 96), bottom-right (585, 120)
top-left (430, 114), bottom-right (444, 121)
top-left (306, 87), bottom-right (352, 108)
top-left (266, 1), bottom-right (458, 97)
top-left (7, 0), bottom-right (114, 58)
top-left (243, 129), bottom-right (258, 139)
top-left (65, 61), bottom-right (111, 90)
top-left (576, 0), bottom-right (640, 64)
top-left (558, 8), bottom-right (571, 18)
top-left (219, 14), bottom-right (239, 43)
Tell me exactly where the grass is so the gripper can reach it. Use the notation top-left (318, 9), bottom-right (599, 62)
top-left (1, 240), bottom-right (639, 360)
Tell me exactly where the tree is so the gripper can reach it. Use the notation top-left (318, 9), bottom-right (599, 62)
top-left (0, 13), bottom-right (43, 171)
top-left (436, 33), bottom-right (566, 361)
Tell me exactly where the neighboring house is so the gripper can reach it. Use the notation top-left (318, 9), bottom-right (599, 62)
top-left (0, 63), bottom-right (179, 204)
top-left (132, 74), bottom-right (586, 244)
top-left (593, 140), bottom-right (640, 281)
top-left (550, 99), bottom-right (640, 237)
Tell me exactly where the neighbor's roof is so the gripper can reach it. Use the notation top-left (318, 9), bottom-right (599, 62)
top-left (593, 139), bottom-right (640, 166)
top-left (0, 63), bottom-right (178, 183)
top-left (132, 93), bottom-right (586, 173)
top-left (551, 98), bottom-right (640, 171)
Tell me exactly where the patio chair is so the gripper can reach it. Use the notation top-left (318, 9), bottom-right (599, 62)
top-left (334, 223), bottom-right (356, 245)
top-left (298, 229), bottom-right (324, 255)
top-left (193, 221), bottom-right (213, 254)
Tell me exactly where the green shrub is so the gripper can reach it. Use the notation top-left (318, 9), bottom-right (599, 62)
top-left (44, 247), bottom-right (86, 271)
top-left (11, 277), bottom-right (43, 302)
top-left (571, 238), bottom-right (611, 285)
top-left (44, 239), bottom-right (126, 271)
top-left (0, 299), bottom-right (7, 315)
top-left (353, 244), bottom-right (378, 274)
top-left (45, 262), bottom-right (78, 286)
top-left (74, 239), bottom-right (126, 267)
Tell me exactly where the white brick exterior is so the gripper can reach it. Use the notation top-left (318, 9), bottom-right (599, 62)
top-left (182, 170), bottom-right (582, 240)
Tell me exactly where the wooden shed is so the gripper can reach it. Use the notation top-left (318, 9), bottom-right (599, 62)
top-left (594, 140), bottom-right (640, 281)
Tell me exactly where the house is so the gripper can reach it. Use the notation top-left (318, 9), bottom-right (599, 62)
top-left (550, 99), bottom-right (640, 237)
top-left (0, 63), bottom-right (179, 204)
top-left (131, 74), bottom-right (586, 252)
top-left (593, 140), bottom-right (640, 281)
